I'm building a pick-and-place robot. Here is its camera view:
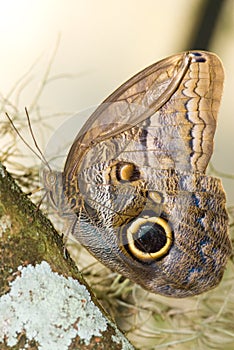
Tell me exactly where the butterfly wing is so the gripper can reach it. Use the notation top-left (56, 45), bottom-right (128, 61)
top-left (61, 51), bottom-right (231, 297)
top-left (64, 51), bottom-right (224, 179)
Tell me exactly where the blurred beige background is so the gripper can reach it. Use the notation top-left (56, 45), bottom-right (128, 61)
top-left (0, 0), bottom-right (234, 203)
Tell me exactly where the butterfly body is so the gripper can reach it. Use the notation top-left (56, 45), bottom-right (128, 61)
top-left (46, 51), bottom-right (232, 297)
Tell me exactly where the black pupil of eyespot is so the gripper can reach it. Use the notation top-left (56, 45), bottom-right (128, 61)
top-left (134, 223), bottom-right (167, 253)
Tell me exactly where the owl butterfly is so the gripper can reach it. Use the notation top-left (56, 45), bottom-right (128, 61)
top-left (44, 51), bottom-right (232, 298)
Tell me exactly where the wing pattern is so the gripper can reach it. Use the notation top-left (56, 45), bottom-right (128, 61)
top-left (48, 51), bottom-right (231, 297)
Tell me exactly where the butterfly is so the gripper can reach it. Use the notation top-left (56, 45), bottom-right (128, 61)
top-left (44, 51), bottom-right (232, 297)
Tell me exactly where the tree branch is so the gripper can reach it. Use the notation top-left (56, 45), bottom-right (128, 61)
top-left (0, 163), bottom-right (135, 350)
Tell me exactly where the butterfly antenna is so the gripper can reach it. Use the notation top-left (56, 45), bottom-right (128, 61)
top-left (24, 107), bottom-right (51, 170)
top-left (5, 109), bottom-right (51, 171)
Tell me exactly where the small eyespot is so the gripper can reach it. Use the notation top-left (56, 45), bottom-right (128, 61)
top-left (114, 162), bottom-right (141, 182)
top-left (122, 216), bottom-right (173, 262)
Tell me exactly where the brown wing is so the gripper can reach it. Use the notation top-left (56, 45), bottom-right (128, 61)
top-left (64, 51), bottom-right (224, 178)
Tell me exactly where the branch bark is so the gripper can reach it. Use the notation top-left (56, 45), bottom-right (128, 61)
top-left (0, 163), bottom-right (135, 350)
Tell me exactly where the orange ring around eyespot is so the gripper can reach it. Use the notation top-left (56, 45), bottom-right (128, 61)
top-left (126, 216), bottom-right (173, 261)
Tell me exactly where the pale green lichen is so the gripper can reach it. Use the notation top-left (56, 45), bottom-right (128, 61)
top-left (112, 328), bottom-right (135, 350)
top-left (0, 215), bottom-right (11, 237)
top-left (0, 261), bottom-right (108, 350)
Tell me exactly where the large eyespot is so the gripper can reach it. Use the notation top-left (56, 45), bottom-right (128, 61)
top-left (123, 216), bottom-right (173, 262)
